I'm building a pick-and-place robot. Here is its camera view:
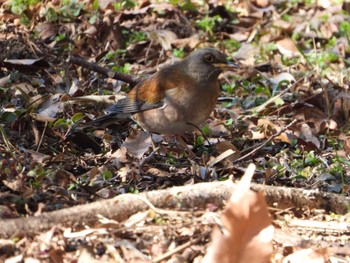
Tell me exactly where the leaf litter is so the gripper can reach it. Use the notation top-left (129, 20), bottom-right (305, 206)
top-left (0, 0), bottom-right (350, 262)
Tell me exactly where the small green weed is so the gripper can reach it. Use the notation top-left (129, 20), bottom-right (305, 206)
top-left (196, 15), bottom-right (222, 36)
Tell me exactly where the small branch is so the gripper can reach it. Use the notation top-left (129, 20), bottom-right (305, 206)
top-left (1, 180), bottom-right (349, 238)
top-left (153, 236), bottom-right (203, 263)
top-left (69, 56), bottom-right (143, 86)
top-left (234, 119), bottom-right (297, 163)
top-left (288, 219), bottom-right (349, 233)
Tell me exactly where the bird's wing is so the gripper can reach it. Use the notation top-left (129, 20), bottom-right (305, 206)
top-left (106, 96), bottom-right (164, 114)
top-left (107, 69), bottom-right (185, 114)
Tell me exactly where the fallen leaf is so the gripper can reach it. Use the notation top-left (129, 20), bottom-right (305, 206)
top-left (276, 38), bottom-right (300, 57)
top-left (122, 131), bottom-right (153, 159)
top-left (203, 164), bottom-right (274, 263)
top-left (213, 141), bottom-right (241, 163)
top-left (0, 75), bottom-right (11, 86)
top-left (300, 123), bottom-right (320, 149)
top-left (37, 94), bottom-right (65, 118)
top-left (148, 30), bottom-right (177, 50)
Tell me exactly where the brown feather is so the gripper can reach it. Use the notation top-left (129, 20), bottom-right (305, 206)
top-left (128, 66), bottom-right (194, 104)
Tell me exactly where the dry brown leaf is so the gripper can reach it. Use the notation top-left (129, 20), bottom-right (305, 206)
top-left (214, 141), bottom-right (241, 162)
top-left (172, 34), bottom-right (200, 49)
top-left (300, 123), bottom-right (320, 149)
top-left (122, 131), bottom-right (152, 159)
top-left (294, 106), bottom-right (334, 133)
top-left (78, 245), bottom-right (99, 263)
top-left (276, 38), bottom-right (300, 57)
top-left (0, 205), bottom-right (17, 219)
top-left (112, 147), bottom-right (129, 166)
top-left (208, 120), bottom-right (230, 137)
top-left (37, 94), bottom-right (65, 118)
top-left (235, 43), bottom-right (259, 66)
top-left (247, 119), bottom-right (292, 143)
top-left (148, 30), bottom-right (177, 50)
top-left (282, 248), bottom-right (328, 263)
top-left (0, 75), bottom-right (11, 86)
top-left (84, 25), bottom-right (98, 37)
top-left (272, 19), bottom-right (292, 31)
top-left (123, 3), bottom-right (174, 15)
top-left (203, 164), bottom-right (274, 263)
top-left (254, 0), bottom-right (269, 8)
top-left (98, 0), bottom-right (113, 10)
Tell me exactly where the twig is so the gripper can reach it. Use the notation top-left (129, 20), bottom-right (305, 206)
top-left (130, 195), bottom-right (192, 216)
top-left (1, 180), bottom-right (350, 238)
top-left (288, 219), bottom-right (349, 233)
top-left (36, 121), bottom-right (47, 152)
top-left (233, 119), bottom-right (297, 163)
top-left (0, 124), bottom-right (14, 151)
top-left (253, 76), bottom-right (305, 114)
top-left (153, 236), bottom-right (202, 263)
top-left (69, 56), bottom-right (143, 86)
top-left (139, 146), bottom-right (160, 171)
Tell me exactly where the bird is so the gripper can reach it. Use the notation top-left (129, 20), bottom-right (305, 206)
top-left (90, 48), bottom-right (238, 134)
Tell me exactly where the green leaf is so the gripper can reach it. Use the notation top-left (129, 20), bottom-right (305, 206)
top-left (102, 170), bottom-right (113, 180)
top-left (71, 112), bottom-right (84, 123)
top-left (173, 48), bottom-right (185, 58)
top-left (196, 136), bottom-right (204, 145)
top-left (54, 118), bottom-right (68, 128)
top-left (92, 0), bottom-right (99, 10)
top-left (273, 97), bottom-right (285, 107)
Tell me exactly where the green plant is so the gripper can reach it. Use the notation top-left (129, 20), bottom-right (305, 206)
top-left (339, 21), bottom-right (350, 41)
top-left (222, 83), bottom-right (236, 94)
top-left (59, 0), bottom-right (85, 18)
top-left (196, 135), bottom-right (204, 146)
top-left (222, 39), bottom-right (241, 52)
top-left (281, 56), bottom-right (299, 66)
top-left (281, 14), bottom-right (291, 22)
top-left (28, 163), bottom-right (54, 188)
top-left (43, 7), bottom-right (58, 22)
top-left (112, 63), bottom-right (131, 74)
top-left (173, 48), bottom-right (185, 58)
top-left (165, 153), bottom-right (176, 165)
top-left (128, 186), bottom-right (139, 194)
top-left (224, 118), bottom-right (233, 126)
top-left (54, 33), bottom-right (66, 42)
top-left (128, 31), bottom-right (147, 44)
top-left (114, 0), bottom-right (136, 10)
top-left (168, 0), bottom-right (196, 11)
top-left (8, 0), bottom-right (40, 15)
top-left (153, 215), bottom-right (166, 225)
top-left (304, 50), bottom-right (339, 71)
top-left (52, 112), bottom-right (84, 130)
top-left (196, 15), bottom-right (222, 35)
top-left (92, 0), bottom-right (99, 10)
top-left (259, 42), bottom-right (277, 62)
top-left (326, 36), bottom-right (337, 49)
top-left (105, 50), bottom-right (127, 60)
top-left (254, 84), bottom-right (271, 97)
top-left (102, 170), bottom-right (113, 180)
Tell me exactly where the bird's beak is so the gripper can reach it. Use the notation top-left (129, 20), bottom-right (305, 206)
top-left (213, 61), bottom-right (239, 70)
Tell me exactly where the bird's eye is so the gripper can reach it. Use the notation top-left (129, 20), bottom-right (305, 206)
top-left (204, 54), bottom-right (214, 63)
